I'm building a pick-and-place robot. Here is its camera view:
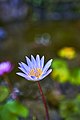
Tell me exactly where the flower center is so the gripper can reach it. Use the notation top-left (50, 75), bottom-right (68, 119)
top-left (29, 68), bottom-right (42, 78)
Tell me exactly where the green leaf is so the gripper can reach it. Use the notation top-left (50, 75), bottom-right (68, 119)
top-left (52, 59), bottom-right (68, 69)
top-left (0, 109), bottom-right (18, 120)
top-left (0, 86), bottom-right (9, 102)
top-left (52, 67), bottom-right (70, 83)
top-left (0, 100), bottom-right (29, 120)
top-left (70, 68), bottom-right (80, 85)
top-left (0, 105), bottom-right (18, 120)
top-left (60, 100), bottom-right (75, 118)
top-left (5, 100), bottom-right (29, 118)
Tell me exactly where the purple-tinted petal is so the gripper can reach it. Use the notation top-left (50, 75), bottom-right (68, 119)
top-left (16, 72), bottom-right (27, 78)
top-left (17, 55), bottom-right (53, 81)
top-left (40, 69), bottom-right (52, 80)
top-left (16, 72), bottom-right (33, 80)
top-left (26, 56), bottom-right (33, 68)
top-left (25, 75), bottom-right (33, 80)
top-left (43, 59), bottom-right (52, 73)
top-left (31, 55), bottom-right (36, 68)
top-left (18, 67), bottom-right (27, 74)
top-left (36, 55), bottom-right (40, 68)
top-left (0, 71), bottom-right (4, 76)
top-left (21, 62), bottom-right (30, 72)
top-left (30, 76), bottom-right (38, 81)
top-left (40, 56), bottom-right (44, 69)
top-left (18, 63), bottom-right (23, 68)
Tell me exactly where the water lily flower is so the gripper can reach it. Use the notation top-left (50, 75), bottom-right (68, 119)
top-left (17, 55), bottom-right (52, 81)
top-left (0, 61), bottom-right (13, 76)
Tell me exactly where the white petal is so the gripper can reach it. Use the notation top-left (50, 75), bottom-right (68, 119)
top-left (43, 59), bottom-right (52, 73)
top-left (16, 72), bottom-right (27, 78)
top-left (40, 56), bottom-right (44, 69)
top-left (16, 72), bottom-right (33, 80)
top-left (21, 62), bottom-right (30, 71)
top-left (18, 67), bottom-right (27, 74)
top-left (36, 55), bottom-right (40, 68)
top-left (25, 76), bottom-right (33, 80)
top-left (26, 56), bottom-right (33, 68)
top-left (31, 55), bottom-right (36, 68)
top-left (40, 69), bottom-right (52, 80)
top-left (18, 63), bottom-right (23, 68)
top-left (30, 76), bottom-right (38, 81)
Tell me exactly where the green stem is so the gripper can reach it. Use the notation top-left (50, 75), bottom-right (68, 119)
top-left (3, 75), bottom-right (19, 100)
top-left (37, 81), bottom-right (49, 120)
top-left (3, 74), bottom-right (13, 92)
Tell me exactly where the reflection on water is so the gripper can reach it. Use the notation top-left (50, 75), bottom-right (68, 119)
top-left (0, 21), bottom-right (80, 62)
top-left (35, 33), bottom-right (51, 46)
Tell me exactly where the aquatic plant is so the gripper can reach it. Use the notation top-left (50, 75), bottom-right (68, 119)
top-left (17, 55), bottom-right (52, 81)
top-left (17, 55), bottom-right (52, 120)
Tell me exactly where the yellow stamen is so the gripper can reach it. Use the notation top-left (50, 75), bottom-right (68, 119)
top-left (29, 68), bottom-right (42, 78)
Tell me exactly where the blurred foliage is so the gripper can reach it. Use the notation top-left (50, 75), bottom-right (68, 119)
top-left (51, 59), bottom-right (80, 85)
top-left (0, 100), bottom-right (29, 120)
top-left (31, 0), bottom-right (42, 6)
top-left (25, 0), bottom-right (80, 12)
top-left (0, 86), bottom-right (9, 102)
top-left (70, 68), bottom-right (80, 85)
top-left (51, 47), bottom-right (80, 85)
top-left (51, 59), bottom-right (70, 83)
top-left (46, 89), bottom-right (63, 108)
top-left (24, 0), bottom-right (80, 21)
top-left (60, 94), bottom-right (80, 120)
top-left (58, 47), bottom-right (76, 59)
top-left (0, 75), bottom-right (29, 120)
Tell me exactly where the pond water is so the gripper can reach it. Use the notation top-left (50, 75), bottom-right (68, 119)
top-left (0, 20), bottom-right (80, 61)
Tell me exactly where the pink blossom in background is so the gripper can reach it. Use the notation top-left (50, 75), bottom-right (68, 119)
top-left (0, 61), bottom-right (13, 76)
